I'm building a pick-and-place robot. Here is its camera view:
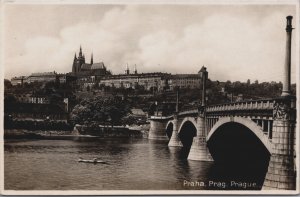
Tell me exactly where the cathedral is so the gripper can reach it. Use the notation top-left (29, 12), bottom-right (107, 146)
top-left (72, 46), bottom-right (111, 77)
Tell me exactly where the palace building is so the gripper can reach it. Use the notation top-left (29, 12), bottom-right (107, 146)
top-left (99, 72), bottom-right (171, 91)
top-left (168, 74), bottom-right (201, 90)
top-left (70, 46), bottom-right (203, 91)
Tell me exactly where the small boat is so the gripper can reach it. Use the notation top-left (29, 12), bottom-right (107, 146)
top-left (78, 158), bottom-right (107, 164)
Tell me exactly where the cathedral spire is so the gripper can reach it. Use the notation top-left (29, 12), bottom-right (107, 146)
top-left (79, 45), bottom-right (82, 57)
top-left (74, 53), bottom-right (77, 60)
top-left (91, 53), bottom-right (93, 64)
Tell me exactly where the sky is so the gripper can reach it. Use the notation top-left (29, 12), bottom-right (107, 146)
top-left (2, 3), bottom-right (298, 83)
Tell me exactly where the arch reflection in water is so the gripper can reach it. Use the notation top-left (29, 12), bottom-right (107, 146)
top-left (207, 122), bottom-right (271, 190)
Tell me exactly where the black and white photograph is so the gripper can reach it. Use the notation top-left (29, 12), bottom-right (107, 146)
top-left (0, 0), bottom-right (299, 195)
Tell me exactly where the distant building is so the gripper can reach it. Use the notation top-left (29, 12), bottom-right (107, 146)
top-left (98, 72), bottom-right (203, 91)
top-left (168, 74), bottom-right (201, 90)
top-left (11, 76), bottom-right (27, 86)
top-left (13, 94), bottom-right (50, 104)
top-left (98, 66), bottom-right (202, 91)
top-left (27, 72), bottom-right (57, 83)
top-left (70, 46), bottom-right (112, 89)
top-left (11, 72), bottom-right (66, 86)
top-left (72, 46), bottom-right (111, 78)
top-left (99, 72), bottom-right (171, 91)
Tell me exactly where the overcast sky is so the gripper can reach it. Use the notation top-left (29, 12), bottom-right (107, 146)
top-left (3, 3), bottom-right (298, 83)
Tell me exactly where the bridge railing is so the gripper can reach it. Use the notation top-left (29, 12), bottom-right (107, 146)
top-left (149, 99), bottom-right (276, 119)
top-left (149, 115), bottom-right (173, 120)
top-left (206, 99), bottom-right (275, 112)
top-left (178, 109), bottom-right (198, 116)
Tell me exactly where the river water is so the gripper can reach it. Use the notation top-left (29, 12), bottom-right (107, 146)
top-left (4, 137), bottom-right (265, 190)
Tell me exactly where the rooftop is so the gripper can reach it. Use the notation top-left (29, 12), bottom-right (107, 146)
top-left (30, 72), bottom-right (57, 77)
top-left (101, 72), bottom-right (171, 80)
top-left (91, 62), bottom-right (106, 70)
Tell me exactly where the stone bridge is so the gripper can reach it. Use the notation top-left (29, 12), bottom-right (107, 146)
top-left (148, 16), bottom-right (297, 190)
top-left (148, 97), bottom-right (296, 190)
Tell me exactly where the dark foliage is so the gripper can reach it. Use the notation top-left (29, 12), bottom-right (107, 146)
top-left (70, 96), bottom-right (131, 127)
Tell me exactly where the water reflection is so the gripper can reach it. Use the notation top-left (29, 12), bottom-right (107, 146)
top-left (5, 137), bottom-right (266, 190)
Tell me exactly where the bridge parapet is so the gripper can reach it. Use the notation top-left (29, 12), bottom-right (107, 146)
top-left (149, 99), bottom-right (276, 120)
top-left (206, 99), bottom-right (275, 112)
top-left (149, 115), bottom-right (173, 120)
top-left (178, 109), bottom-right (198, 116)
top-left (149, 109), bottom-right (198, 120)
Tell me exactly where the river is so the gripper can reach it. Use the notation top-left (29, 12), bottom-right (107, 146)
top-left (4, 137), bottom-right (265, 190)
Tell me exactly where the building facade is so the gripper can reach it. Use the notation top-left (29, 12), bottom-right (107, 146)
top-left (11, 76), bottom-right (27, 86)
top-left (168, 74), bottom-right (201, 90)
top-left (11, 72), bottom-right (66, 85)
top-left (99, 72), bottom-right (171, 91)
top-left (27, 72), bottom-right (57, 83)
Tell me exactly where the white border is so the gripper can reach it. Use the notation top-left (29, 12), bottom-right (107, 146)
top-left (1, 0), bottom-right (300, 4)
top-left (0, 1), bottom-right (5, 195)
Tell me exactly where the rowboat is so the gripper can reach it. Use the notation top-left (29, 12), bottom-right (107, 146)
top-left (78, 158), bottom-right (107, 164)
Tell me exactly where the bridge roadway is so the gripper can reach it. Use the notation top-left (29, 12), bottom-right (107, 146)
top-left (148, 97), bottom-right (296, 190)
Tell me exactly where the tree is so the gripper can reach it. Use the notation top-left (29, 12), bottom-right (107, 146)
top-left (70, 104), bottom-right (91, 125)
top-left (70, 96), bottom-right (131, 127)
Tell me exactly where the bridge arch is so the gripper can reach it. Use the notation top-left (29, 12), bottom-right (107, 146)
top-left (177, 118), bottom-right (197, 151)
top-left (165, 121), bottom-right (174, 140)
top-left (206, 116), bottom-right (273, 188)
top-left (178, 117), bottom-right (198, 134)
top-left (206, 116), bottom-right (272, 154)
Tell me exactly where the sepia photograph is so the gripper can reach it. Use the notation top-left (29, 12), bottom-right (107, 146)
top-left (0, 0), bottom-right (299, 195)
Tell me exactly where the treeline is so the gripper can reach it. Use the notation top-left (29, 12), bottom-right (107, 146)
top-left (140, 79), bottom-right (295, 109)
top-left (218, 80), bottom-right (295, 99)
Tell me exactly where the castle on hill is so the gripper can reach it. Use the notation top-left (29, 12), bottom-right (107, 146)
top-left (72, 46), bottom-right (111, 77)
top-left (11, 46), bottom-right (204, 92)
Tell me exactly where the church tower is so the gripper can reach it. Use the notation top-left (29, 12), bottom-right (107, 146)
top-left (72, 45), bottom-right (86, 75)
top-left (72, 53), bottom-right (77, 73)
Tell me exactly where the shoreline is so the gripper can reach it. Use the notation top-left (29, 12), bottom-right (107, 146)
top-left (4, 124), bottom-right (149, 140)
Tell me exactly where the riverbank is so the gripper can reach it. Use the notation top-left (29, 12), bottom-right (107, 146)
top-left (4, 129), bottom-right (79, 140)
top-left (75, 124), bottom-right (149, 138)
top-left (4, 124), bottom-right (150, 140)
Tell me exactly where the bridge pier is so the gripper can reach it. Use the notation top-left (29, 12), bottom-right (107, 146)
top-left (148, 119), bottom-right (168, 140)
top-left (263, 16), bottom-right (296, 190)
top-left (188, 116), bottom-right (213, 161)
top-left (263, 98), bottom-right (296, 190)
top-left (168, 116), bottom-right (183, 147)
